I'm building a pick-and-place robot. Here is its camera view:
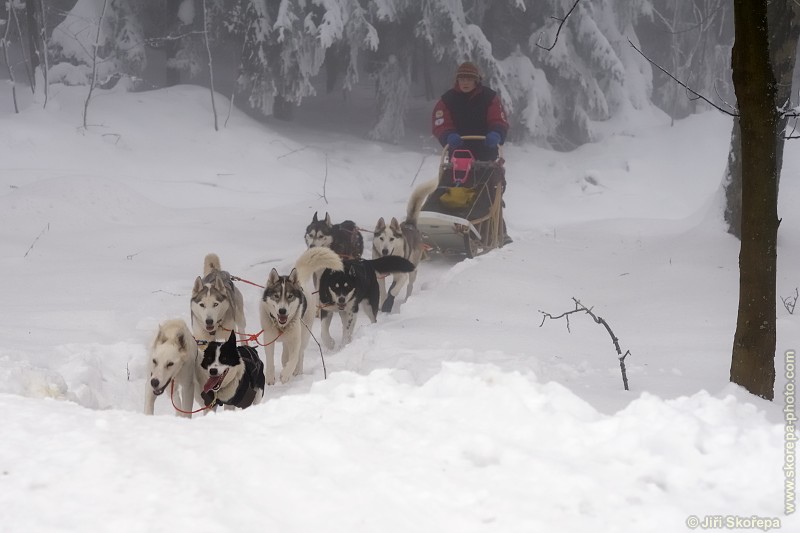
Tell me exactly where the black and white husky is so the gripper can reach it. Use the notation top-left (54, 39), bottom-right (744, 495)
top-left (196, 330), bottom-right (265, 410)
top-left (144, 318), bottom-right (198, 418)
top-left (304, 212), bottom-right (364, 259)
top-left (259, 247), bottom-right (343, 385)
top-left (318, 256), bottom-right (415, 350)
top-left (190, 253), bottom-right (246, 342)
top-left (372, 179), bottom-right (438, 312)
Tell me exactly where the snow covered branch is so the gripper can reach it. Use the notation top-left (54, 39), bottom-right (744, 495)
top-left (535, 0), bottom-right (581, 51)
top-left (539, 297), bottom-right (630, 391)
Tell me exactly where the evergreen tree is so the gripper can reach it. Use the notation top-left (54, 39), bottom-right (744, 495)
top-left (49, 0), bottom-right (146, 87)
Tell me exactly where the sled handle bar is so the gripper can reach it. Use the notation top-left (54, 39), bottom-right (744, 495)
top-left (441, 135), bottom-right (503, 163)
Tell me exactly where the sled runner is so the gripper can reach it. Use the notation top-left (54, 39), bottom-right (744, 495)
top-left (418, 135), bottom-right (506, 258)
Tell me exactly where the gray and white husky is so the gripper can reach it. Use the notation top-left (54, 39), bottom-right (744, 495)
top-left (191, 253), bottom-right (246, 343)
top-left (144, 318), bottom-right (198, 418)
top-left (372, 178), bottom-right (438, 312)
top-left (259, 247), bottom-right (343, 385)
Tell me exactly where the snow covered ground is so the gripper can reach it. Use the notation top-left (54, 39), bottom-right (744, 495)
top-left (0, 83), bottom-right (797, 532)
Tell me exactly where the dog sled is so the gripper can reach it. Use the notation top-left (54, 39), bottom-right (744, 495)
top-left (418, 135), bottom-right (506, 258)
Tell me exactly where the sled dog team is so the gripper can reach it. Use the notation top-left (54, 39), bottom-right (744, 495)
top-left (144, 179), bottom-right (438, 417)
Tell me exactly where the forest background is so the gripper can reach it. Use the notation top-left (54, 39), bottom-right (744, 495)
top-left (2, 0), bottom-right (758, 150)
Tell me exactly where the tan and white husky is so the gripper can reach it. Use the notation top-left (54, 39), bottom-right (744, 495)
top-left (259, 247), bottom-right (343, 385)
top-left (190, 253), bottom-right (246, 342)
top-left (372, 178), bottom-right (438, 312)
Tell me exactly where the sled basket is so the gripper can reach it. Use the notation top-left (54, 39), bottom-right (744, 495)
top-left (418, 136), bottom-right (507, 258)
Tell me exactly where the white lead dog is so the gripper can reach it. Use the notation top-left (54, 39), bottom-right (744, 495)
top-left (144, 318), bottom-right (198, 418)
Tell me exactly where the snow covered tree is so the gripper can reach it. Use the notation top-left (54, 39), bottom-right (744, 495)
top-left (233, 0), bottom-right (378, 120)
top-left (367, 54), bottom-right (408, 142)
top-left (48, 0), bottom-right (146, 88)
top-left (523, 0), bottom-right (655, 149)
top-left (640, 0), bottom-right (733, 120)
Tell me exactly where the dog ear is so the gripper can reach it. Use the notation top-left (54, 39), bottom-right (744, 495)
top-left (153, 326), bottom-right (165, 348)
top-left (375, 217), bottom-right (385, 232)
top-left (176, 331), bottom-right (186, 351)
top-left (268, 268), bottom-right (280, 284)
top-left (225, 329), bottom-right (237, 346)
top-left (390, 217), bottom-right (401, 231)
top-left (288, 268), bottom-right (299, 284)
top-left (324, 212), bottom-right (332, 226)
top-left (312, 211), bottom-right (319, 223)
top-left (193, 276), bottom-right (204, 293)
top-left (213, 276), bottom-right (227, 292)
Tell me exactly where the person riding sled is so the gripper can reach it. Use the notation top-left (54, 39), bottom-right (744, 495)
top-left (431, 61), bottom-right (511, 245)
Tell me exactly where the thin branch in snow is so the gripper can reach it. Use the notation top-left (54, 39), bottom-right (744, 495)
top-left (782, 288), bottom-right (798, 315)
top-left (276, 146), bottom-right (309, 160)
top-left (301, 319), bottom-right (326, 379)
top-left (319, 152), bottom-right (329, 204)
top-left (23, 223), bottom-right (50, 258)
top-left (539, 297), bottom-right (631, 391)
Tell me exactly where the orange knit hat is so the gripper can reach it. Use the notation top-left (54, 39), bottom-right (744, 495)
top-left (456, 62), bottom-right (482, 81)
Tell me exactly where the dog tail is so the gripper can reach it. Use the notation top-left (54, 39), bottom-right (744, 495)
top-left (405, 178), bottom-right (439, 225)
top-left (203, 253), bottom-right (222, 276)
top-left (294, 247), bottom-right (344, 283)
top-left (368, 255), bottom-right (416, 274)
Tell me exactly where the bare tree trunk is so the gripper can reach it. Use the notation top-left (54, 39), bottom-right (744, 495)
top-left (202, 0), bottom-right (218, 131)
top-left (723, 1), bottom-right (800, 237)
top-left (38, 0), bottom-right (49, 108)
top-left (11, 4), bottom-right (34, 91)
top-left (83, 0), bottom-right (109, 130)
top-left (25, 0), bottom-right (41, 94)
top-left (325, 43), bottom-right (340, 94)
top-left (2, 2), bottom-right (19, 113)
top-left (729, 0), bottom-right (779, 400)
top-left (769, 2), bottom-right (800, 190)
top-left (722, 118), bottom-right (742, 236)
top-left (273, 95), bottom-right (295, 121)
top-left (164, 0), bottom-right (182, 86)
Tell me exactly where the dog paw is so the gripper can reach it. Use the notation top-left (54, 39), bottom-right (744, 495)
top-left (280, 370), bottom-right (294, 384)
top-left (265, 373), bottom-right (276, 386)
top-left (322, 336), bottom-right (335, 350)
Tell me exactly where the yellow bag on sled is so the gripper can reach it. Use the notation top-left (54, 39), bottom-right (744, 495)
top-left (439, 187), bottom-right (476, 209)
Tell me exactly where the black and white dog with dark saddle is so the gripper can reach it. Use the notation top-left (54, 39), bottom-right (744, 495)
top-left (318, 256), bottom-right (415, 350)
top-left (304, 212), bottom-right (364, 259)
top-left (196, 330), bottom-right (265, 410)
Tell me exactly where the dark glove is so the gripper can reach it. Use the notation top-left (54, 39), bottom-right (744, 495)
top-left (485, 131), bottom-right (502, 148)
top-left (446, 133), bottom-right (463, 148)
